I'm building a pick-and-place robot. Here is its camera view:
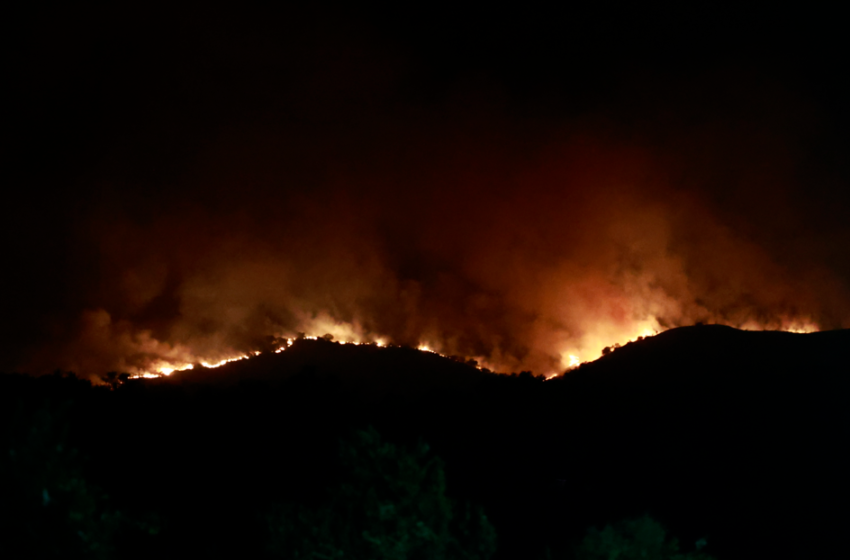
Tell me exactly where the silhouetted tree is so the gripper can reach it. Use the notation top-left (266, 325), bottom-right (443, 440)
top-left (0, 399), bottom-right (159, 559)
top-left (576, 515), bottom-right (714, 560)
top-left (100, 372), bottom-right (131, 391)
top-left (266, 426), bottom-right (497, 559)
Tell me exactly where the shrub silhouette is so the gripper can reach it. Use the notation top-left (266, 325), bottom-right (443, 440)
top-left (1, 401), bottom-right (120, 559)
top-left (576, 515), bottom-right (714, 560)
top-left (0, 397), bottom-right (159, 559)
top-left (267, 426), bottom-right (497, 559)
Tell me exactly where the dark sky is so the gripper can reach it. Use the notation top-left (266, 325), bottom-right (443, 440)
top-left (4, 2), bottom-right (850, 376)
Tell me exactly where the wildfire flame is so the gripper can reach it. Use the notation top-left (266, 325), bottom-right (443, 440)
top-left (127, 314), bottom-right (819, 381)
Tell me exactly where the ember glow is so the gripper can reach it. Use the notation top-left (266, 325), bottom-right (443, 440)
top-left (18, 170), bottom-right (839, 381)
top-left (125, 312), bottom-right (821, 380)
top-left (5, 6), bottom-right (849, 382)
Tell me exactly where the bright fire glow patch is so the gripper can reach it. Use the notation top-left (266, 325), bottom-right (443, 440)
top-left (127, 315), bottom-right (819, 382)
top-left (740, 318), bottom-right (819, 334)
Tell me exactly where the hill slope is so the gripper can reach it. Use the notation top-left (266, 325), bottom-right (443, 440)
top-left (2, 325), bottom-right (847, 559)
top-left (166, 337), bottom-right (489, 398)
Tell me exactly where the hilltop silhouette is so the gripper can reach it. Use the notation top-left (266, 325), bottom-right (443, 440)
top-left (1, 325), bottom-right (847, 559)
top-left (166, 337), bottom-right (489, 398)
top-left (574, 323), bottom-right (847, 382)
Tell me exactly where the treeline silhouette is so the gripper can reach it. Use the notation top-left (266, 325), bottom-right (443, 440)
top-left (1, 325), bottom-right (847, 559)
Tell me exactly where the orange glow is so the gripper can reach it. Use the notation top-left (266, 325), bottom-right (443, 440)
top-left (126, 316), bottom-right (819, 382)
top-left (201, 357), bottom-right (239, 368)
top-left (553, 317), bottom-right (819, 377)
top-left (739, 317), bottom-right (819, 334)
top-left (555, 319), bottom-right (662, 374)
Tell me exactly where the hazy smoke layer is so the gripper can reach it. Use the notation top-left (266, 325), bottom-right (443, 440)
top-left (5, 8), bottom-right (850, 377)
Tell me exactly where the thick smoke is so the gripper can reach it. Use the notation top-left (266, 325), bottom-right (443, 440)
top-left (15, 105), bottom-right (848, 378)
top-left (6, 9), bottom-right (850, 377)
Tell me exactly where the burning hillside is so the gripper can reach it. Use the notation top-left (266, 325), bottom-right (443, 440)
top-left (3, 4), bottom-right (847, 381)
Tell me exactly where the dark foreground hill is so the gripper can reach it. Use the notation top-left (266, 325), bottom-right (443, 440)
top-left (169, 337), bottom-right (489, 397)
top-left (1, 326), bottom-right (848, 559)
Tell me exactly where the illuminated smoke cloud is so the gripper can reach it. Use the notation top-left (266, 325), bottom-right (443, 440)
top-left (5, 21), bottom-right (849, 378)
top-left (13, 105), bottom-right (845, 379)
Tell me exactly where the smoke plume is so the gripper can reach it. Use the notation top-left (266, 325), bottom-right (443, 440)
top-left (5, 6), bottom-right (849, 378)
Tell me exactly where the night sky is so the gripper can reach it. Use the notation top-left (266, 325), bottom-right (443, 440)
top-left (5, 3), bottom-right (850, 378)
